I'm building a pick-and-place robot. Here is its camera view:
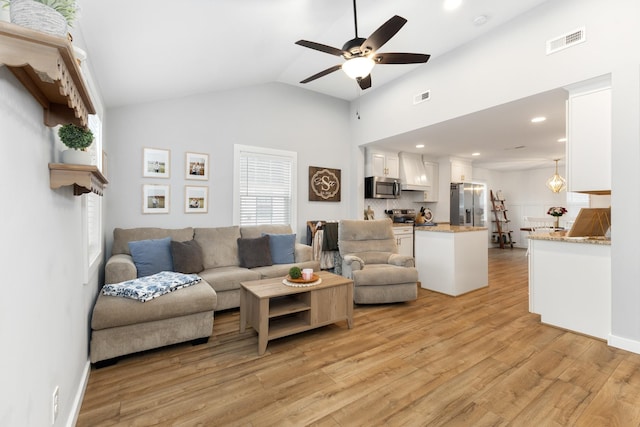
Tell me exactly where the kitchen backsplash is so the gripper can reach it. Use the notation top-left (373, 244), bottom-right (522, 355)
top-left (363, 198), bottom-right (403, 220)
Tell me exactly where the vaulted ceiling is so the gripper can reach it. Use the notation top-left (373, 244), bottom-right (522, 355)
top-left (77, 0), bottom-right (564, 170)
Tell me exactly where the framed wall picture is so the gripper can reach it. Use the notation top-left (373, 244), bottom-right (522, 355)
top-left (309, 166), bottom-right (341, 202)
top-left (142, 184), bottom-right (170, 214)
top-left (185, 152), bottom-right (209, 180)
top-left (143, 148), bottom-right (170, 178)
top-left (185, 185), bottom-right (208, 213)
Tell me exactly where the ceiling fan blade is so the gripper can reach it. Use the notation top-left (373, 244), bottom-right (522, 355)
top-left (374, 52), bottom-right (431, 64)
top-left (295, 40), bottom-right (346, 57)
top-left (360, 15), bottom-right (407, 54)
top-left (300, 64), bottom-right (343, 84)
top-left (357, 74), bottom-right (372, 90)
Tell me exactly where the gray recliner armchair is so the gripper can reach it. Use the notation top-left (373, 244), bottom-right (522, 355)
top-left (338, 218), bottom-right (418, 304)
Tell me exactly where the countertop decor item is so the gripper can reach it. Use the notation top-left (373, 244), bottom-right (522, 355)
top-left (547, 206), bottom-right (567, 228)
top-left (364, 205), bottom-right (374, 220)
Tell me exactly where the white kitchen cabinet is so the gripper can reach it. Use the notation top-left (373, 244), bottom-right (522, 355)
top-left (393, 225), bottom-right (414, 257)
top-left (566, 85), bottom-right (611, 194)
top-left (366, 149), bottom-right (399, 178)
top-left (451, 159), bottom-right (472, 183)
top-left (423, 161), bottom-right (439, 202)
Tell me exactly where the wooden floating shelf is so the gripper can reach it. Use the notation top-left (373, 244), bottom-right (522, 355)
top-left (49, 163), bottom-right (108, 196)
top-left (0, 21), bottom-right (95, 128)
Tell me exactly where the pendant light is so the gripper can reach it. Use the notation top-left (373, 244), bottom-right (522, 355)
top-left (546, 159), bottom-right (566, 193)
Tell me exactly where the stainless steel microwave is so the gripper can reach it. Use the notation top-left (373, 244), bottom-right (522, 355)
top-left (364, 176), bottom-right (402, 199)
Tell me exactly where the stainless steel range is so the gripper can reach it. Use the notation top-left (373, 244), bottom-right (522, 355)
top-left (386, 208), bottom-right (416, 224)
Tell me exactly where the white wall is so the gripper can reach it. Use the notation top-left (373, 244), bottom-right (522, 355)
top-left (0, 67), bottom-right (98, 426)
top-left (105, 82), bottom-right (353, 251)
top-left (351, 0), bottom-right (640, 350)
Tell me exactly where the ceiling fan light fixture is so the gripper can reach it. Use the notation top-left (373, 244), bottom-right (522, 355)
top-left (546, 159), bottom-right (567, 193)
top-left (342, 56), bottom-right (375, 80)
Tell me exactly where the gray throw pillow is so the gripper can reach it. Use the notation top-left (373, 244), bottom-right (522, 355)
top-left (170, 240), bottom-right (204, 274)
top-left (237, 235), bottom-right (273, 268)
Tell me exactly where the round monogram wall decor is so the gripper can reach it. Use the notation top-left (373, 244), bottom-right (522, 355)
top-left (309, 166), bottom-right (341, 202)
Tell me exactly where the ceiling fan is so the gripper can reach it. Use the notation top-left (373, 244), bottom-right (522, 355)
top-left (295, 0), bottom-right (430, 90)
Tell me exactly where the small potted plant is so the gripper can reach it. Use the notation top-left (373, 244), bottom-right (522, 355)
top-left (58, 123), bottom-right (93, 165)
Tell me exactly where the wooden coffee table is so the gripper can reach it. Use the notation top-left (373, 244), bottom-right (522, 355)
top-left (240, 271), bottom-right (354, 355)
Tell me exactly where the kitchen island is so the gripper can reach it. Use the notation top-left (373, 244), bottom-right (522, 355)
top-left (414, 225), bottom-right (488, 296)
top-left (528, 233), bottom-right (611, 340)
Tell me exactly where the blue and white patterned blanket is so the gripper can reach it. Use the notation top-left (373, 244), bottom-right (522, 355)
top-left (102, 271), bottom-right (201, 302)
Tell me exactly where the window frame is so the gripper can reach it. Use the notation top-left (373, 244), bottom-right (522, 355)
top-left (233, 144), bottom-right (297, 227)
top-left (82, 114), bottom-right (103, 283)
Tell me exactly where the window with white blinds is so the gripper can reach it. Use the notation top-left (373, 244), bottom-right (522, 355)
top-left (234, 145), bottom-right (297, 226)
top-left (86, 114), bottom-right (103, 268)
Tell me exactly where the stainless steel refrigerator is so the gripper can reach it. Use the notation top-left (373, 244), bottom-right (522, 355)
top-left (450, 183), bottom-right (486, 226)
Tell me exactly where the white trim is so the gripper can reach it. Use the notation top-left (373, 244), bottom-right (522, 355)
top-left (81, 194), bottom-right (89, 285)
top-left (608, 334), bottom-right (640, 355)
top-left (66, 360), bottom-right (91, 427)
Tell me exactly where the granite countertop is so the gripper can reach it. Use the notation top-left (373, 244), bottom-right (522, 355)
top-left (528, 233), bottom-right (611, 245)
top-left (415, 224), bottom-right (487, 233)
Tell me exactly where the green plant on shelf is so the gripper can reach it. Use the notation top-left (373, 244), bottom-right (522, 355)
top-left (58, 123), bottom-right (93, 151)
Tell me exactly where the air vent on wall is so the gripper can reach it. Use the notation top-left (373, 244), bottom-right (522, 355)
top-left (413, 90), bottom-right (430, 105)
top-left (546, 27), bottom-right (586, 55)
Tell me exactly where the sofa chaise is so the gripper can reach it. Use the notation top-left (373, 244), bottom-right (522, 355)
top-left (90, 224), bottom-right (319, 364)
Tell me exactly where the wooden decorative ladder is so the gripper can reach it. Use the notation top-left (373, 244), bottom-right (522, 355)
top-left (490, 190), bottom-right (514, 249)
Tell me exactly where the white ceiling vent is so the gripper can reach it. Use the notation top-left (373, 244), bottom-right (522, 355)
top-left (546, 27), bottom-right (586, 55)
top-left (413, 90), bottom-right (431, 105)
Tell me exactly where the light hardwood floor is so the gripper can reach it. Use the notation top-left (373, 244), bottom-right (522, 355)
top-left (78, 248), bottom-right (640, 426)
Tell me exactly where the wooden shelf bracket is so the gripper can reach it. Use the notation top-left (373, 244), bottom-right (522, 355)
top-left (49, 163), bottom-right (108, 196)
top-left (0, 21), bottom-right (95, 128)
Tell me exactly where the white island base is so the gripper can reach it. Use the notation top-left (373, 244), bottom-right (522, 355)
top-left (528, 236), bottom-right (611, 340)
top-left (414, 226), bottom-right (488, 296)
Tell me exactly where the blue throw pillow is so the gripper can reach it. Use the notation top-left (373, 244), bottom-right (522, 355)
top-left (128, 237), bottom-right (174, 278)
top-left (262, 233), bottom-right (296, 264)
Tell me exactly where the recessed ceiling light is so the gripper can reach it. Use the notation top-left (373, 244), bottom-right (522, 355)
top-left (443, 0), bottom-right (462, 11)
top-left (557, 137), bottom-right (567, 142)
top-left (416, 144), bottom-right (425, 148)
top-left (531, 116), bottom-right (546, 123)
top-left (472, 152), bottom-right (480, 156)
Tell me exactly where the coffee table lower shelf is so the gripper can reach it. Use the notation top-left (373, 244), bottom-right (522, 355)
top-left (240, 271), bottom-right (354, 355)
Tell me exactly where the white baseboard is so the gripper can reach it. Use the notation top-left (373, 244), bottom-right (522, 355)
top-left (66, 359), bottom-right (91, 427)
top-left (609, 334), bottom-right (640, 355)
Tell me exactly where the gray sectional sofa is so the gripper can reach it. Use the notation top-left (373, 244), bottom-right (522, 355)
top-left (90, 224), bottom-right (319, 364)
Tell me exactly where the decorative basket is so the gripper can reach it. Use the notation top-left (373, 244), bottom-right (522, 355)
top-left (10, 0), bottom-right (68, 37)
